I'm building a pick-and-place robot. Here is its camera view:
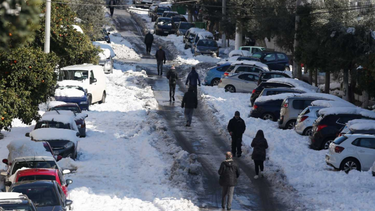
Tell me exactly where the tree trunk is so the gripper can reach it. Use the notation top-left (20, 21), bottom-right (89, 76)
top-left (187, 9), bottom-right (193, 22)
top-left (343, 69), bottom-right (349, 101)
top-left (324, 70), bottom-right (330, 93)
top-left (308, 65), bottom-right (313, 85)
top-left (314, 68), bottom-right (318, 87)
top-left (297, 65), bottom-right (302, 80)
top-left (362, 90), bottom-right (369, 108)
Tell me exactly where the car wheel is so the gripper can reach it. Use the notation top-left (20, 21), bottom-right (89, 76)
top-left (303, 127), bottom-right (313, 136)
top-left (340, 158), bottom-right (361, 173)
top-left (184, 44), bottom-right (188, 49)
top-left (323, 138), bottom-right (334, 150)
top-left (225, 85), bottom-right (236, 93)
top-left (286, 120), bottom-right (296, 129)
top-left (261, 113), bottom-right (275, 121)
top-left (211, 78), bottom-right (220, 86)
top-left (88, 95), bottom-right (92, 105)
top-left (99, 91), bottom-right (106, 104)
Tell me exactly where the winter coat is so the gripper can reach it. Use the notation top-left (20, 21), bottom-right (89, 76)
top-left (144, 33), bottom-right (154, 44)
top-left (181, 91), bottom-right (197, 109)
top-left (109, 0), bottom-right (116, 8)
top-left (167, 69), bottom-right (178, 85)
top-left (251, 137), bottom-right (268, 161)
top-left (227, 117), bottom-right (246, 137)
top-left (185, 70), bottom-right (201, 86)
top-left (218, 159), bottom-right (239, 186)
top-left (155, 49), bottom-right (166, 62)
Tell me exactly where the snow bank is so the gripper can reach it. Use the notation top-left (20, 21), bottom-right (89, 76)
top-left (311, 100), bottom-right (355, 108)
top-left (30, 128), bottom-right (79, 144)
top-left (55, 86), bottom-right (85, 98)
top-left (268, 78), bottom-right (319, 93)
top-left (255, 93), bottom-right (298, 103)
top-left (319, 107), bottom-right (375, 119)
top-left (93, 41), bottom-right (116, 58)
top-left (7, 139), bottom-right (52, 162)
top-left (347, 119), bottom-right (375, 131)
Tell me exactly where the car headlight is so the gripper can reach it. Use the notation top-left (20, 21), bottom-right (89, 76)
top-left (64, 142), bottom-right (74, 149)
top-left (80, 101), bottom-right (88, 104)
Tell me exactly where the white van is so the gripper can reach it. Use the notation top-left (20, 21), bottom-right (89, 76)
top-left (58, 64), bottom-right (107, 105)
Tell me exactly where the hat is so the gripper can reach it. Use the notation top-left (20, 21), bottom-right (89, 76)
top-left (235, 111), bottom-right (240, 116)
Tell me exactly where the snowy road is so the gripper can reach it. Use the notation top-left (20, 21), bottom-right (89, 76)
top-left (112, 8), bottom-right (288, 211)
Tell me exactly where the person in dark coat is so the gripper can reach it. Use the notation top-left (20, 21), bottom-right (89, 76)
top-left (251, 130), bottom-right (268, 179)
top-left (166, 65), bottom-right (178, 102)
top-left (109, 0), bottom-right (116, 17)
top-left (185, 67), bottom-right (201, 97)
top-left (144, 31), bottom-right (154, 54)
top-left (227, 111), bottom-right (246, 157)
top-left (181, 86), bottom-right (197, 126)
top-left (218, 151), bottom-right (239, 210)
top-left (155, 46), bottom-right (166, 75)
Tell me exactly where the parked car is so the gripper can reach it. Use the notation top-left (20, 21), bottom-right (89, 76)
top-left (326, 134), bottom-right (375, 172)
top-left (204, 63), bottom-right (231, 86)
top-left (171, 16), bottom-right (187, 33)
top-left (58, 64), bottom-right (107, 105)
top-left (237, 56), bottom-right (261, 62)
top-left (191, 39), bottom-right (219, 57)
top-left (0, 192), bottom-right (37, 211)
top-left (183, 28), bottom-right (206, 48)
top-left (250, 82), bottom-right (295, 105)
top-left (257, 71), bottom-right (292, 85)
top-left (252, 51), bottom-right (290, 71)
top-left (278, 93), bottom-right (344, 129)
top-left (151, 6), bottom-right (171, 22)
top-left (191, 31), bottom-right (214, 48)
top-left (14, 168), bottom-right (73, 197)
top-left (30, 128), bottom-right (80, 160)
top-left (162, 11), bottom-right (178, 17)
top-left (154, 17), bottom-right (173, 36)
top-left (250, 93), bottom-right (298, 121)
top-left (176, 22), bottom-right (195, 36)
top-left (310, 107), bottom-right (375, 150)
top-left (48, 103), bottom-right (88, 137)
top-left (223, 61), bottom-right (269, 78)
top-left (10, 180), bottom-right (73, 211)
top-left (239, 46), bottom-right (266, 56)
top-left (218, 72), bottom-right (260, 93)
top-left (338, 119), bottom-right (375, 137)
top-left (259, 87), bottom-right (305, 98)
top-left (92, 41), bottom-right (116, 74)
top-left (54, 85), bottom-right (89, 110)
top-left (228, 50), bottom-right (252, 57)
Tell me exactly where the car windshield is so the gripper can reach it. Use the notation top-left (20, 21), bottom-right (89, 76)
top-left (252, 53), bottom-right (262, 58)
top-left (158, 19), bottom-right (171, 25)
top-left (61, 70), bottom-right (88, 81)
top-left (18, 175), bottom-right (56, 182)
top-left (198, 40), bottom-right (217, 47)
top-left (52, 106), bottom-right (81, 113)
top-left (179, 23), bottom-right (193, 29)
top-left (12, 161), bottom-right (57, 175)
top-left (34, 121), bottom-right (71, 130)
top-left (12, 185), bottom-right (59, 207)
top-left (0, 204), bottom-right (34, 211)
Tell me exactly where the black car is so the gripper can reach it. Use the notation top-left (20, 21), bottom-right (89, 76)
top-left (50, 103), bottom-right (88, 137)
top-left (154, 17), bottom-right (173, 36)
top-left (257, 71), bottom-right (292, 85)
top-left (171, 16), bottom-right (187, 33)
top-left (0, 193), bottom-right (37, 211)
top-left (10, 180), bottom-right (73, 211)
top-left (151, 6), bottom-right (171, 22)
top-left (176, 22), bottom-right (195, 36)
top-left (252, 51), bottom-right (290, 71)
top-left (250, 82), bottom-right (294, 105)
top-left (310, 111), bottom-right (375, 150)
top-left (250, 99), bottom-right (284, 121)
top-left (259, 87), bottom-right (305, 97)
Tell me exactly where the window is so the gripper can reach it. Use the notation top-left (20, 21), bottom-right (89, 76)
top-left (264, 53), bottom-right (276, 62)
top-left (292, 100), bottom-right (304, 110)
top-left (357, 138), bottom-right (375, 149)
top-left (90, 70), bottom-right (95, 80)
top-left (262, 74), bottom-right (271, 79)
top-left (217, 65), bottom-right (230, 72)
top-left (252, 48), bottom-right (261, 54)
top-left (241, 47), bottom-right (250, 51)
top-left (248, 67), bottom-right (263, 73)
top-left (235, 66), bottom-right (248, 73)
top-left (239, 74), bottom-right (259, 81)
top-left (277, 53), bottom-right (286, 60)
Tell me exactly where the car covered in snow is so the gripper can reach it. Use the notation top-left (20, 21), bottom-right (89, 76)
top-left (183, 27), bottom-right (206, 48)
top-left (176, 22), bottom-right (195, 36)
top-left (218, 72), bottom-right (259, 93)
top-left (0, 192), bottom-right (37, 211)
top-left (326, 133), bottom-right (375, 172)
top-left (151, 6), bottom-right (171, 22)
top-left (250, 81), bottom-right (295, 106)
top-left (191, 39), bottom-right (219, 57)
top-left (30, 128), bottom-right (80, 160)
top-left (310, 107), bottom-right (375, 150)
top-left (58, 64), bottom-right (107, 105)
top-left (154, 17), bottom-right (173, 36)
top-left (204, 63), bottom-right (231, 86)
top-left (223, 61), bottom-right (269, 78)
top-left (338, 119), bottom-right (375, 137)
top-left (54, 85), bottom-right (89, 110)
top-left (257, 71), bottom-right (292, 85)
top-left (10, 180), bottom-right (73, 211)
top-left (13, 168), bottom-right (73, 197)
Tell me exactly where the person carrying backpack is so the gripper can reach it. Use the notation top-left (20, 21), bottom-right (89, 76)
top-left (166, 65), bottom-right (178, 102)
top-left (218, 151), bottom-right (239, 210)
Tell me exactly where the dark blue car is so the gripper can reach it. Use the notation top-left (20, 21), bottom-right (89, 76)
top-left (154, 17), bottom-right (173, 36)
top-left (54, 85), bottom-right (89, 111)
top-left (252, 51), bottom-right (290, 71)
top-left (204, 63), bottom-right (231, 86)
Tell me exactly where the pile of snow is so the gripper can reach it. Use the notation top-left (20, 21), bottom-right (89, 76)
top-left (93, 40), bottom-right (140, 60)
top-left (30, 128), bottom-right (79, 144)
top-left (228, 50), bottom-right (251, 57)
top-left (319, 107), bottom-right (375, 119)
top-left (55, 86), bottom-right (85, 98)
top-left (268, 78), bottom-right (319, 93)
top-left (93, 41), bottom-right (116, 58)
top-left (255, 93), bottom-right (298, 103)
top-left (7, 139), bottom-right (52, 162)
top-left (311, 100), bottom-right (355, 108)
top-left (347, 119), bottom-right (375, 131)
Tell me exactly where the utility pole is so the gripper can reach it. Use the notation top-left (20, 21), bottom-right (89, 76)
top-left (44, 0), bottom-right (51, 53)
top-left (221, 0), bottom-right (226, 48)
top-left (234, 22), bottom-right (242, 50)
top-left (292, 0), bottom-right (302, 78)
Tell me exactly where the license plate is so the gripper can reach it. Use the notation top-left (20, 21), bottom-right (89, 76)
top-left (53, 151), bottom-right (59, 155)
top-left (164, 31), bottom-right (169, 33)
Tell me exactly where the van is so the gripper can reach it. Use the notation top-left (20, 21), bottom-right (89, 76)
top-left (184, 28), bottom-right (206, 49)
top-left (58, 64), bottom-right (107, 105)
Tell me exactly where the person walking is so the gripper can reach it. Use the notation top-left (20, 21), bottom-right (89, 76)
top-left (218, 151), bottom-right (239, 210)
top-left (227, 111), bottom-right (246, 157)
top-left (144, 31), bottom-right (154, 55)
top-left (166, 65), bottom-right (178, 102)
top-left (109, 0), bottom-right (116, 17)
top-left (251, 130), bottom-right (268, 179)
top-left (185, 67), bottom-right (200, 97)
top-left (181, 87), bottom-right (197, 127)
top-left (155, 46), bottom-right (166, 76)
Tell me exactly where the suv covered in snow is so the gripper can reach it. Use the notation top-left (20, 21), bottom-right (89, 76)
top-left (0, 192), bottom-right (37, 211)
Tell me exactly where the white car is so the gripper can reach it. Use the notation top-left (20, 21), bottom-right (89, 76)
top-left (218, 72), bottom-right (259, 93)
top-left (295, 106), bottom-right (324, 136)
top-left (223, 60), bottom-right (269, 78)
top-left (326, 133), bottom-right (375, 172)
top-left (58, 64), bottom-right (107, 105)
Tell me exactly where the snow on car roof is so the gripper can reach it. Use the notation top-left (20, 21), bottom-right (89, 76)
top-left (197, 31), bottom-right (213, 39)
top-left (40, 111), bottom-right (76, 124)
top-left (267, 78), bottom-right (319, 93)
top-left (311, 100), bottom-right (355, 108)
top-left (60, 64), bottom-right (102, 71)
top-left (255, 93), bottom-right (299, 103)
top-left (7, 139), bottom-right (53, 162)
top-left (30, 128), bottom-right (79, 144)
top-left (47, 101), bottom-right (66, 110)
top-left (231, 60), bottom-right (269, 71)
top-left (188, 27), bottom-right (206, 34)
top-left (346, 119), bottom-right (375, 131)
top-left (0, 192), bottom-right (25, 200)
top-left (289, 93), bottom-right (344, 101)
top-left (92, 41), bottom-right (116, 58)
top-left (228, 50), bottom-right (251, 58)
top-left (55, 86), bottom-right (85, 98)
top-left (318, 107), bottom-right (375, 119)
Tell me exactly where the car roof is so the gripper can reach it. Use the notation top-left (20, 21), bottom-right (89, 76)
top-left (263, 87), bottom-right (304, 92)
top-left (230, 60), bottom-right (269, 70)
top-left (60, 64), bottom-right (102, 71)
top-left (344, 133), bottom-right (375, 138)
top-left (7, 140), bottom-right (53, 162)
top-left (188, 27), bottom-right (206, 33)
top-left (52, 103), bottom-right (80, 108)
top-left (260, 81), bottom-right (293, 87)
top-left (16, 168), bottom-right (58, 178)
top-left (40, 113), bottom-right (75, 124)
top-left (30, 128), bottom-right (79, 143)
top-left (12, 156), bottom-right (55, 162)
top-left (319, 107), bottom-right (375, 119)
top-left (0, 192), bottom-right (28, 201)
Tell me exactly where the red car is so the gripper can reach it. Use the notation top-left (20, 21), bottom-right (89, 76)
top-left (14, 168), bottom-right (73, 197)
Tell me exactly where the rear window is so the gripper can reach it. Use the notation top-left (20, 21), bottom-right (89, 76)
top-left (333, 136), bottom-right (348, 145)
top-left (300, 107), bottom-right (310, 115)
top-left (292, 100), bottom-right (313, 110)
top-left (217, 65), bottom-right (230, 72)
top-left (225, 65), bottom-right (235, 73)
top-left (18, 175), bottom-right (56, 182)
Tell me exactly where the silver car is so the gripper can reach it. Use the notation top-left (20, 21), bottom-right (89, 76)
top-left (218, 72), bottom-right (259, 93)
top-left (295, 106), bottom-right (324, 136)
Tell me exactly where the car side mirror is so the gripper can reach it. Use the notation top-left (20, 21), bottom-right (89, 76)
top-left (90, 78), bottom-right (97, 84)
top-left (5, 181), bottom-right (12, 186)
top-left (2, 159), bottom-right (8, 165)
top-left (25, 133), bottom-right (30, 137)
top-left (66, 179), bottom-right (73, 186)
top-left (65, 200), bottom-right (73, 206)
top-left (62, 169), bottom-right (71, 175)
